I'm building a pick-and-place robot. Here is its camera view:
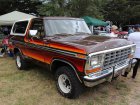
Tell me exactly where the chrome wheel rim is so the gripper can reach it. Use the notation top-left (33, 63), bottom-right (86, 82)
top-left (58, 74), bottom-right (71, 93)
top-left (16, 56), bottom-right (21, 68)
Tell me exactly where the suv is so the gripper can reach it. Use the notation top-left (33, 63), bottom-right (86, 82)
top-left (10, 17), bottom-right (135, 98)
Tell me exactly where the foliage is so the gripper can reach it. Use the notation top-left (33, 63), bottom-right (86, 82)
top-left (38, 0), bottom-right (104, 19)
top-left (0, 0), bottom-right (139, 25)
top-left (103, 0), bottom-right (140, 26)
top-left (0, 0), bottom-right (42, 15)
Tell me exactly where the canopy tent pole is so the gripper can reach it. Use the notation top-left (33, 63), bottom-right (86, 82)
top-left (89, 25), bottom-right (94, 33)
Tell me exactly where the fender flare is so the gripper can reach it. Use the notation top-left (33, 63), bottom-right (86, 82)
top-left (13, 48), bottom-right (24, 57)
top-left (51, 59), bottom-right (83, 83)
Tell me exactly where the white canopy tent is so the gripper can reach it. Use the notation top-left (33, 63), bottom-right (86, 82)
top-left (0, 11), bottom-right (36, 25)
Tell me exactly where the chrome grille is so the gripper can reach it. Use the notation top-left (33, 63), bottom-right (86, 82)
top-left (103, 47), bottom-right (131, 68)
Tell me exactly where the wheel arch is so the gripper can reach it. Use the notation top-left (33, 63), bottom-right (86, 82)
top-left (13, 48), bottom-right (23, 55)
top-left (51, 59), bottom-right (82, 83)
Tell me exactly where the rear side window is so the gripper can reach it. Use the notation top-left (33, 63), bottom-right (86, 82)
top-left (12, 21), bottom-right (28, 34)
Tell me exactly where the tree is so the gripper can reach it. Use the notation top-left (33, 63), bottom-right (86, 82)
top-left (103, 0), bottom-right (140, 26)
top-left (0, 0), bottom-right (42, 15)
top-left (126, 0), bottom-right (140, 24)
top-left (38, 0), bottom-right (104, 19)
top-left (38, 0), bottom-right (69, 16)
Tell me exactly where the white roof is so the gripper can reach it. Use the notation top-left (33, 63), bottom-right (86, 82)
top-left (0, 11), bottom-right (36, 25)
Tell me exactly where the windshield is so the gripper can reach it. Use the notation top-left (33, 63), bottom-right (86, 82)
top-left (44, 19), bottom-right (91, 36)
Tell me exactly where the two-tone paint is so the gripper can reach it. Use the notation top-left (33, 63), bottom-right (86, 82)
top-left (10, 17), bottom-right (134, 83)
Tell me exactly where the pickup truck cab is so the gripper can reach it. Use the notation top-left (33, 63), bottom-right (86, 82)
top-left (10, 17), bottom-right (136, 98)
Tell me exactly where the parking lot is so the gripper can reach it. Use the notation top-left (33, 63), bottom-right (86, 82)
top-left (0, 57), bottom-right (140, 105)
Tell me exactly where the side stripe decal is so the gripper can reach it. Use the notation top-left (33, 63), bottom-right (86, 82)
top-left (11, 40), bottom-right (86, 59)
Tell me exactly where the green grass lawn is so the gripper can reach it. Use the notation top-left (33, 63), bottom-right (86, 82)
top-left (0, 57), bottom-right (140, 105)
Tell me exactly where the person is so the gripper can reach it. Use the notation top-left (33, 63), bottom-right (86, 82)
top-left (123, 24), bottom-right (140, 79)
top-left (109, 25), bottom-right (118, 37)
top-left (106, 25), bottom-right (111, 33)
top-left (3, 27), bottom-right (9, 35)
top-left (128, 27), bottom-right (134, 34)
top-left (0, 46), bottom-right (7, 57)
top-left (0, 35), bottom-right (9, 57)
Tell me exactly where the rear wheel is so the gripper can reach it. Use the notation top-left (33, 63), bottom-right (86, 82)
top-left (55, 66), bottom-right (83, 98)
top-left (15, 52), bottom-right (28, 70)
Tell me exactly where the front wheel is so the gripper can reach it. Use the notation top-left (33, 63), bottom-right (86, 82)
top-left (55, 66), bottom-right (83, 98)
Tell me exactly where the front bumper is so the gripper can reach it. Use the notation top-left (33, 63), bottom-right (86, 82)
top-left (83, 63), bottom-right (131, 87)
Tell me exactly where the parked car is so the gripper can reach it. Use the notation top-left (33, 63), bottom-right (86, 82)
top-left (116, 31), bottom-right (128, 39)
top-left (94, 30), bottom-right (118, 37)
top-left (10, 17), bottom-right (136, 98)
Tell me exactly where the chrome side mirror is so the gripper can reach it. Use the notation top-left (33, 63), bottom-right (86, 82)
top-left (29, 30), bottom-right (38, 36)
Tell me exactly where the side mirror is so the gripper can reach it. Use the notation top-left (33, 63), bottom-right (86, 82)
top-left (29, 30), bottom-right (38, 36)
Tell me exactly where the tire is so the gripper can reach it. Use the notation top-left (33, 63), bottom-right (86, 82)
top-left (15, 52), bottom-right (28, 70)
top-left (55, 66), bottom-right (83, 98)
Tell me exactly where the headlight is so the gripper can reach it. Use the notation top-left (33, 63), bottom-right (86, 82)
top-left (85, 54), bottom-right (104, 75)
top-left (90, 54), bottom-right (104, 68)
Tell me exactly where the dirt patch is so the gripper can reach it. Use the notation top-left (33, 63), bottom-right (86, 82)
top-left (0, 57), bottom-right (140, 105)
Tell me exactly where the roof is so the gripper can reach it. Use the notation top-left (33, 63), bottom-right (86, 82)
top-left (82, 16), bottom-right (108, 26)
top-left (0, 11), bottom-right (36, 25)
top-left (44, 17), bottom-right (83, 20)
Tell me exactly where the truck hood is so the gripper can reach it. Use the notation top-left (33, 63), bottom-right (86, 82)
top-left (46, 34), bottom-right (133, 54)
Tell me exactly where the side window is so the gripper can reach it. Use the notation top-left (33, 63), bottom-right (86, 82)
top-left (13, 21), bottom-right (28, 34)
top-left (29, 19), bottom-right (45, 39)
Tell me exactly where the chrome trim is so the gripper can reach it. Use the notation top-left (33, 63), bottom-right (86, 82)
top-left (51, 59), bottom-right (82, 83)
top-left (84, 62), bottom-right (129, 81)
top-left (84, 44), bottom-right (135, 76)
top-left (89, 44), bottom-right (136, 57)
top-left (115, 62), bottom-right (129, 72)
top-left (84, 78), bottom-right (107, 87)
top-left (84, 44), bottom-right (135, 75)
top-left (103, 48), bottom-right (131, 68)
top-left (84, 69), bottom-right (112, 81)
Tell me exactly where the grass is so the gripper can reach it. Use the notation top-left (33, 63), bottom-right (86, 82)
top-left (0, 57), bottom-right (140, 105)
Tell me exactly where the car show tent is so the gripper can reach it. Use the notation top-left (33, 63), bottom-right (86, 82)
top-left (0, 11), bottom-right (36, 25)
top-left (82, 16), bottom-right (108, 26)
top-left (82, 16), bottom-right (108, 33)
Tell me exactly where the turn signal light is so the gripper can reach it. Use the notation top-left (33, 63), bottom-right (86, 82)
top-left (86, 67), bottom-right (101, 74)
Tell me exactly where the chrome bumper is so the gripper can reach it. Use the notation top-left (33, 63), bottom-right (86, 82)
top-left (83, 63), bottom-right (130, 87)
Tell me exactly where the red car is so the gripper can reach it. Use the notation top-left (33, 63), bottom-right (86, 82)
top-left (117, 31), bottom-right (128, 38)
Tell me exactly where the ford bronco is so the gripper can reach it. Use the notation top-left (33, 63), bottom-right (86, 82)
top-left (10, 17), bottom-right (136, 98)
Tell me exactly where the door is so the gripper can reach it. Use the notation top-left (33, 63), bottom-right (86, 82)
top-left (25, 19), bottom-right (46, 62)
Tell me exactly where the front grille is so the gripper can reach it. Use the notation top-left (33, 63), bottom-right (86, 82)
top-left (103, 47), bottom-right (131, 68)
